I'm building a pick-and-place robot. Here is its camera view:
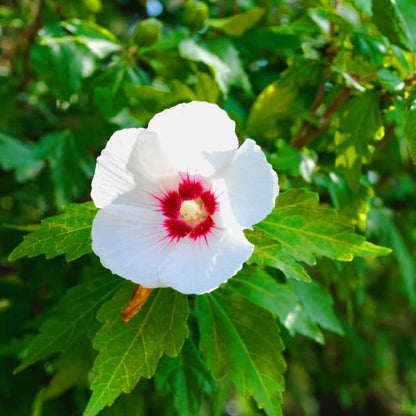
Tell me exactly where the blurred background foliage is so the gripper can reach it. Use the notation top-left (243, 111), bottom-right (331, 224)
top-left (1, 0), bottom-right (416, 415)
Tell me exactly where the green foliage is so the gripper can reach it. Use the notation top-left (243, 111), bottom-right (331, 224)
top-left (196, 285), bottom-right (286, 416)
top-left (372, 0), bottom-right (415, 52)
top-left (246, 62), bottom-right (323, 139)
top-left (229, 267), bottom-right (343, 343)
top-left (9, 203), bottom-right (97, 262)
top-left (3, 0), bottom-right (416, 415)
top-left (255, 189), bottom-right (390, 265)
top-left (208, 7), bottom-right (265, 37)
top-left (246, 230), bottom-right (312, 282)
top-left (0, 132), bottom-right (44, 182)
top-left (155, 336), bottom-right (213, 416)
top-left (404, 84), bottom-right (416, 163)
top-left (15, 276), bottom-right (123, 373)
top-left (335, 91), bottom-right (384, 189)
top-left (85, 284), bottom-right (188, 416)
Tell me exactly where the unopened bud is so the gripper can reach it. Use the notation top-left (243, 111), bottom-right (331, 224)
top-left (183, 1), bottom-right (209, 33)
top-left (131, 18), bottom-right (163, 48)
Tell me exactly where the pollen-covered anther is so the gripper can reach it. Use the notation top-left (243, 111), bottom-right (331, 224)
top-left (179, 198), bottom-right (208, 227)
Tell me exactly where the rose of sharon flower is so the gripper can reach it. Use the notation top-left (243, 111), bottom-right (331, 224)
top-left (91, 101), bottom-right (279, 294)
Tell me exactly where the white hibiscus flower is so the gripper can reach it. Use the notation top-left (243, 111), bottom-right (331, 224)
top-left (91, 101), bottom-right (279, 294)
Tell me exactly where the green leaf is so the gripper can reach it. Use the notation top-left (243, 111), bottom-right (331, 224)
top-left (15, 276), bottom-right (123, 373)
top-left (404, 84), bottom-right (416, 163)
top-left (84, 284), bottom-right (188, 416)
top-left (353, 0), bottom-right (372, 15)
top-left (246, 79), bottom-right (295, 140)
top-left (44, 337), bottom-right (94, 400)
top-left (246, 230), bottom-right (311, 282)
top-left (396, 0), bottom-right (416, 43)
top-left (229, 267), bottom-right (343, 342)
top-left (270, 139), bottom-right (305, 178)
top-left (208, 7), bottom-right (265, 37)
top-left (35, 130), bottom-right (92, 207)
top-left (194, 72), bottom-right (221, 103)
top-left (128, 81), bottom-right (195, 123)
top-left (155, 336), bottom-right (213, 416)
top-left (179, 39), bottom-right (231, 94)
top-left (246, 61), bottom-right (323, 139)
top-left (31, 40), bottom-right (83, 100)
top-left (207, 38), bottom-right (252, 95)
top-left (372, 0), bottom-right (414, 51)
top-left (196, 286), bottom-right (286, 416)
top-left (93, 62), bottom-right (146, 119)
top-left (369, 207), bottom-right (416, 305)
top-left (287, 279), bottom-right (344, 336)
top-left (377, 68), bottom-right (405, 92)
top-left (62, 19), bottom-right (120, 58)
top-left (9, 202), bottom-right (97, 262)
top-left (30, 10), bottom-right (84, 101)
top-left (335, 91), bottom-right (384, 189)
top-left (93, 63), bottom-right (127, 118)
top-left (256, 189), bottom-right (391, 265)
top-left (0, 132), bottom-right (44, 182)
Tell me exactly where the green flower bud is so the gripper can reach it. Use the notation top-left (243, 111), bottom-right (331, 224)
top-left (131, 18), bottom-right (163, 48)
top-left (183, 1), bottom-right (209, 33)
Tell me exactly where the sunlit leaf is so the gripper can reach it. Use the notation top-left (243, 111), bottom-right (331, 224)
top-left (194, 71), bottom-right (221, 103)
top-left (179, 39), bottom-right (231, 94)
top-left (246, 62), bottom-right (322, 139)
top-left (9, 202), bottom-right (97, 262)
top-left (62, 18), bottom-right (120, 58)
top-left (207, 38), bottom-right (252, 94)
top-left (256, 189), bottom-right (391, 265)
top-left (335, 91), bottom-right (384, 189)
top-left (246, 230), bottom-right (311, 282)
top-left (84, 284), bottom-right (188, 416)
top-left (208, 7), bottom-right (265, 37)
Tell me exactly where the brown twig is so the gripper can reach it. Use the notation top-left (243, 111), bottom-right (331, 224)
top-left (290, 74), bottom-right (377, 150)
top-left (4, 0), bottom-right (46, 76)
top-left (121, 284), bottom-right (153, 323)
top-left (291, 87), bottom-right (351, 149)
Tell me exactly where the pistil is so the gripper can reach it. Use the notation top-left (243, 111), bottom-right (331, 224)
top-left (179, 198), bottom-right (208, 227)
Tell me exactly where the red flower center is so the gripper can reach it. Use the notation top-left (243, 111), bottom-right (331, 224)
top-left (155, 175), bottom-right (218, 242)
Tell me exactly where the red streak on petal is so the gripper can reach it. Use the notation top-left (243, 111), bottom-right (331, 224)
top-left (190, 216), bottom-right (214, 240)
top-left (201, 191), bottom-right (217, 215)
top-left (160, 191), bottom-right (181, 218)
top-left (179, 176), bottom-right (204, 200)
top-left (164, 218), bottom-right (192, 241)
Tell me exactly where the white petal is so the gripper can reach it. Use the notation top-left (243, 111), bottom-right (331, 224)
top-left (91, 204), bottom-right (166, 288)
top-left (91, 128), bottom-right (176, 208)
top-left (223, 139), bottom-right (279, 228)
top-left (159, 216), bottom-right (254, 295)
top-left (148, 101), bottom-right (239, 176)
